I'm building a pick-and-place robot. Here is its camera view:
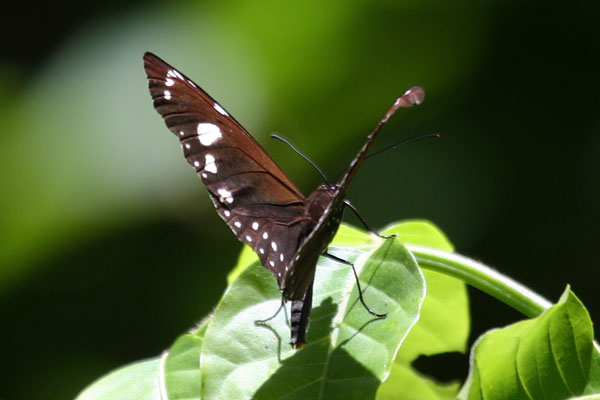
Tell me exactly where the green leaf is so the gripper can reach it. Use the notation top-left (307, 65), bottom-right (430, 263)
top-left (330, 223), bottom-right (378, 248)
top-left (382, 220), bottom-right (454, 252)
top-left (75, 358), bottom-right (161, 400)
top-left (378, 220), bottom-right (469, 400)
top-left (459, 287), bottom-right (599, 399)
top-left (199, 234), bottom-right (425, 399)
top-left (378, 363), bottom-right (461, 399)
top-left (227, 244), bottom-right (260, 284)
top-left (162, 318), bottom-right (210, 399)
top-left (586, 348), bottom-right (600, 394)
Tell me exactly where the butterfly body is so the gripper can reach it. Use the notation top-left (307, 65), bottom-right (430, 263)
top-left (282, 184), bottom-right (342, 299)
top-left (143, 52), bottom-right (424, 348)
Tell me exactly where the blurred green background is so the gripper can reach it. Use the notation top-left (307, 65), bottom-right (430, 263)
top-left (1, 0), bottom-right (598, 399)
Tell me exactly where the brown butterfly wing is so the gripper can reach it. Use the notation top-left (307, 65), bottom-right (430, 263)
top-left (143, 52), bottom-right (308, 287)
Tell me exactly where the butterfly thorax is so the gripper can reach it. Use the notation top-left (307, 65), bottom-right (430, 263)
top-left (305, 184), bottom-right (346, 250)
top-left (304, 184), bottom-right (342, 234)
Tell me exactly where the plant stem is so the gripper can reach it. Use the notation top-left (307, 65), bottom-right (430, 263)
top-left (407, 245), bottom-right (552, 318)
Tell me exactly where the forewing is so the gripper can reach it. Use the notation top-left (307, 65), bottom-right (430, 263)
top-left (143, 52), bottom-right (307, 286)
top-left (143, 52), bottom-right (304, 203)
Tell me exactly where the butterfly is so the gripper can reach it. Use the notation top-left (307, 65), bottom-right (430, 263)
top-left (143, 52), bottom-right (424, 348)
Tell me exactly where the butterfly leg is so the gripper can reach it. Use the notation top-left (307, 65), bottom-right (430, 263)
top-left (323, 251), bottom-right (388, 318)
top-left (343, 200), bottom-right (395, 239)
top-left (255, 294), bottom-right (288, 325)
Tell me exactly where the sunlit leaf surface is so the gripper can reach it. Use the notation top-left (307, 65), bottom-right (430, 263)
top-left (459, 288), bottom-right (599, 399)
top-left (196, 230), bottom-right (424, 399)
top-left (378, 220), bottom-right (469, 400)
top-left (75, 359), bottom-right (161, 400)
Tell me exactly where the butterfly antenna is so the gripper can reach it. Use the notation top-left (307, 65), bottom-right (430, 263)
top-left (365, 133), bottom-right (440, 160)
top-left (332, 132), bottom-right (439, 182)
top-left (271, 133), bottom-right (331, 184)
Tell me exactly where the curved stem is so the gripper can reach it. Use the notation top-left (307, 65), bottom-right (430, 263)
top-left (406, 245), bottom-right (553, 318)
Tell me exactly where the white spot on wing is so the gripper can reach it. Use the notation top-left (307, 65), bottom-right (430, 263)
top-left (193, 161), bottom-right (200, 168)
top-left (218, 188), bottom-right (234, 204)
top-left (214, 103), bottom-right (229, 116)
top-left (271, 242), bottom-right (278, 251)
top-left (179, 131), bottom-right (185, 136)
top-left (224, 210), bottom-right (231, 217)
top-left (280, 254), bottom-right (284, 262)
top-left (252, 222), bottom-right (259, 231)
top-left (165, 78), bottom-right (175, 87)
top-left (259, 248), bottom-right (264, 254)
top-left (197, 123), bottom-right (222, 145)
top-left (168, 69), bottom-right (184, 80)
top-left (201, 172), bottom-right (208, 179)
top-left (262, 232), bottom-right (269, 240)
top-left (204, 154), bottom-right (217, 173)
top-left (184, 143), bottom-right (191, 149)
top-left (245, 235), bottom-right (252, 242)
top-left (269, 260), bottom-right (275, 267)
top-left (234, 221), bottom-right (242, 228)
top-left (163, 90), bottom-right (171, 100)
